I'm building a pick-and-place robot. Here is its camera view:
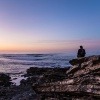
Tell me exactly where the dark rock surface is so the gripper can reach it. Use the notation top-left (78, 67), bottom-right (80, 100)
top-left (26, 67), bottom-right (70, 76)
top-left (0, 73), bottom-right (12, 87)
top-left (33, 55), bottom-right (100, 100)
top-left (0, 67), bottom-right (70, 100)
top-left (0, 85), bottom-right (37, 100)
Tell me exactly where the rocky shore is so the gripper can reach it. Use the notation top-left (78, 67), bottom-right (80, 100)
top-left (0, 67), bottom-right (69, 100)
top-left (33, 55), bottom-right (100, 100)
top-left (0, 55), bottom-right (100, 100)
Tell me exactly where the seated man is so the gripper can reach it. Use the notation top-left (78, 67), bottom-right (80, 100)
top-left (77, 46), bottom-right (86, 58)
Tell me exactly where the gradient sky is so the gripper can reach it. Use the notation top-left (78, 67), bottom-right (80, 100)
top-left (0, 0), bottom-right (100, 53)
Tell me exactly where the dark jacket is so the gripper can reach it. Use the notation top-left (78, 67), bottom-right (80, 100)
top-left (77, 49), bottom-right (86, 57)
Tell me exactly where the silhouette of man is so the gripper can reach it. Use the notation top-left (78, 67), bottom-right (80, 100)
top-left (77, 46), bottom-right (86, 58)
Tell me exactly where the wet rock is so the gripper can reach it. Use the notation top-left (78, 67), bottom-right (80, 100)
top-left (0, 85), bottom-right (37, 100)
top-left (0, 73), bottom-right (12, 87)
top-left (20, 76), bottom-right (39, 86)
top-left (26, 67), bottom-right (70, 76)
top-left (0, 65), bottom-right (70, 100)
top-left (33, 55), bottom-right (100, 99)
top-left (11, 89), bottom-right (37, 100)
top-left (39, 73), bottom-right (67, 84)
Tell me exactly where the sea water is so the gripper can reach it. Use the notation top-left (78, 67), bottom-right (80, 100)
top-left (0, 53), bottom-right (75, 85)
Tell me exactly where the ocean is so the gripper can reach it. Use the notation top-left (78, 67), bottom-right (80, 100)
top-left (0, 53), bottom-right (75, 74)
top-left (0, 53), bottom-right (75, 85)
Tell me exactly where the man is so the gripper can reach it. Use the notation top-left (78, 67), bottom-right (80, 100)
top-left (77, 46), bottom-right (86, 58)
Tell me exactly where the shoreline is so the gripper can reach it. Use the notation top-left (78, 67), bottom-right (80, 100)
top-left (0, 55), bottom-right (100, 100)
top-left (7, 66), bottom-right (71, 86)
top-left (0, 67), bottom-right (70, 100)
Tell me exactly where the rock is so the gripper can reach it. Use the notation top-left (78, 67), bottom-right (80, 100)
top-left (11, 89), bottom-right (37, 100)
top-left (25, 67), bottom-right (70, 87)
top-left (67, 55), bottom-right (100, 78)
top-left (20, 76), bottom-right (39, 86)
top-left (0, 66), bottom-right (69, 100)
top-left (26, 67), bottom-right (70, 76)
top-left (38, 73), bottom-right (68, 84)
top-left (0, 85), bottom-right (37, 100)
top-left (33, 55), bottom-right (100, 100)
top-left (69, 55), bottom-right (100, 66)
top-left (0, 73), bottom-right (12, 87)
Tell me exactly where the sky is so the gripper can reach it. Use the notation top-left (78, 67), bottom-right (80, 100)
top-left (0, 0), bottom-right (100, 54)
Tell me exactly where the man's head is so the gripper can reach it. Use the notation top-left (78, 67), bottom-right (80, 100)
top-left (80, 46), bottom-right (83, 49)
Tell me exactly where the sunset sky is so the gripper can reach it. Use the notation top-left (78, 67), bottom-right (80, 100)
top-left (0, 0), bottom-right (100, 53)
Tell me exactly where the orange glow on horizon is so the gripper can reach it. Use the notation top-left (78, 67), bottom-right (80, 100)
top-left (0, 39), bottom-right (99, 53)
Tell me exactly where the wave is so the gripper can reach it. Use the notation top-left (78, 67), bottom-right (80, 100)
top-left (0, 54), bottom-right (74, 75)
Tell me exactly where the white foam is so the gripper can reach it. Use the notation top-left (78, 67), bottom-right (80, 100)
top-left (11, 76), bottom-right (27, 86)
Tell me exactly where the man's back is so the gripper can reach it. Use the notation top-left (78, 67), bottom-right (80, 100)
top-left (77, 46), bottom-right (86, 57)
